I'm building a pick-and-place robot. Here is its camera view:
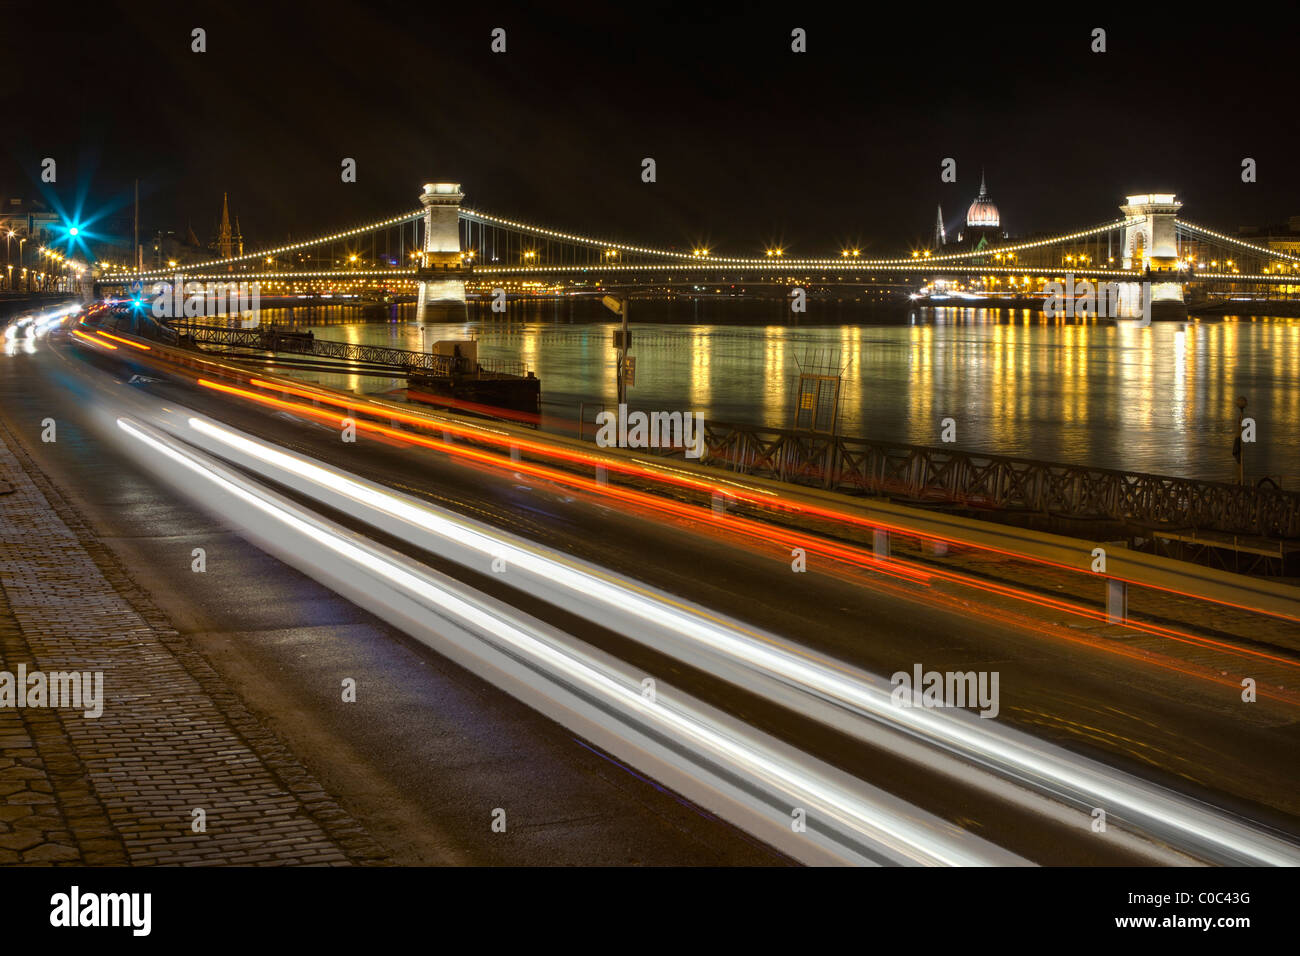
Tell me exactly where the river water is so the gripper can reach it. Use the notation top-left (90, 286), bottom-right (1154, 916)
top-left (254, 299), bottom-right (1300, 485)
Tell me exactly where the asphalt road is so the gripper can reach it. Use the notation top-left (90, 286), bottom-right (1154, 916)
top-left (4, 329), bottom-right (1299, 864)
top-left (0, 338), bottom-right (791, 865)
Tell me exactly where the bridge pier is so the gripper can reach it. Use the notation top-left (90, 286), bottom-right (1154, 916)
top-left (416, 183), bottom-right (468, 325)
top-left (1120, 193), bottom-right (1187, 321)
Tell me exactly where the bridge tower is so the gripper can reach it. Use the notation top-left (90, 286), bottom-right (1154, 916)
top-left (416, 182), bottom-right (468, 323)
top-left (1119, 193), bottom-right (1182, 271)
top-left (1118, 193), bottom-right (1186, 320)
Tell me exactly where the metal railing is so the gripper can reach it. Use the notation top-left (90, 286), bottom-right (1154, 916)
top-left (476, 356), bottom-right (531, 378)
top-left (702, 421), bottom-right (1300, 540)
top-left (171, 320), bottom-right (529, 380)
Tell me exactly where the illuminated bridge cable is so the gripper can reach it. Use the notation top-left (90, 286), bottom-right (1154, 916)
top-left (114, 206), bottom-right (1146, 279)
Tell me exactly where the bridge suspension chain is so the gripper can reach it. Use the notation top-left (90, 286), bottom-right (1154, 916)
top-left (126, 208), bottom-right (427, 276)
top-left (1177, 222), bottom-right (1300, 264)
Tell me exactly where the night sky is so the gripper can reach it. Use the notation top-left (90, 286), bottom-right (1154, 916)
top-left (5, 1), bottom-right (1298, 258)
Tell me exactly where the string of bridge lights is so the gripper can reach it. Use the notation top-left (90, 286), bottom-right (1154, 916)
top-left (902, 218), bottom-right (1143, 264)
top-left (1178, 221), bottom-right (1300, 264)
top-left (118, 263), bottom-right (1291, 284)
top-left (117, 270), bottom-right (422, 282)
top-left (469, 264), bottom-right (1143, 278)
top-left (464, 212), bottom-right (1147, 267)
top-left (125, 266), bottom-right (1138, 282)
top-left (149, 210), bottom-right (427, 273)
top-left (459, 209), bottom-right (704, 260)
top-left (107, 203), bottom-right (1300, 282)
top-left (180, 209), bottom-right (1146, 273)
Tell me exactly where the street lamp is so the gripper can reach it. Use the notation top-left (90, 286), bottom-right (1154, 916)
top-left (600, 294), bottom-right (631, 409)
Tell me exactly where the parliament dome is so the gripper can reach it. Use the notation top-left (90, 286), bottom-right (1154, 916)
top-left (965, 173), bottom-right (1000, 229)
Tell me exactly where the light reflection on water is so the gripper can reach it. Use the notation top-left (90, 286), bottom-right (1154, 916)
top-left (262, 304), bottom-right (1300, 484)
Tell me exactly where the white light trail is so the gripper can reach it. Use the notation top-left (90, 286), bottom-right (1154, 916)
top-left (116, 414), bottom-right (1020, 867)
top-left (174, 413), bottom-right (1300, 867)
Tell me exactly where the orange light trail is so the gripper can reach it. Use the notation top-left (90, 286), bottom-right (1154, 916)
top-left (200, 378), bottom-right (930, 586)
top-left (245, 374), bottom-right (1300, 627)
top-left (72, 329), bottom-right (117, 349)
top-left (248, 377), bottom-right (745, 499)
top-left (95, 330), bottom-right (151, 351)
top-left (196, 376), bottom-right (1300, 693)
top-left (404, 387), bottom-right (543, 427)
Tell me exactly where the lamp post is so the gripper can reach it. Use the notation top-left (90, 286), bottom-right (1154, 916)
top-left (600, 294), bottom-right (630, 409)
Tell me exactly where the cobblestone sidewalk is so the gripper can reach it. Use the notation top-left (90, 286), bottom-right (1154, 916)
top-left (0, 420), bottom-right (388, 866)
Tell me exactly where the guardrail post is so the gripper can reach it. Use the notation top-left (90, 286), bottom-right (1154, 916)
top-left (595, 464), bottom-right (607, 486)
top-left (510, 444), bottom-right (520, 463)
top-left (873, 529), bottom-right (889, 559)
top-left (1106, 579), bottom-right (1127, 624)
top-left (712, 492), bottom-right (725, 517)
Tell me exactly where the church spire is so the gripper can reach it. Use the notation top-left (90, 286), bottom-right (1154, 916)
top-left (934, 204), bottom-right (946, 248)
top-left (979, 168), bottom-right (987, 197)
top-left (218, 192), bottom-right (234, 261)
